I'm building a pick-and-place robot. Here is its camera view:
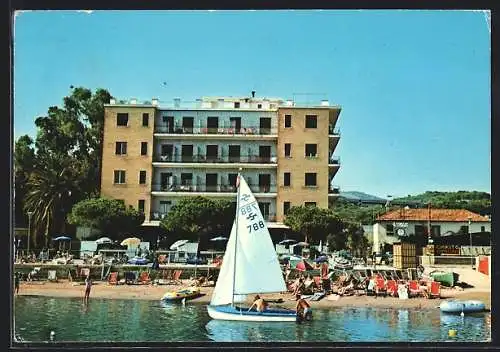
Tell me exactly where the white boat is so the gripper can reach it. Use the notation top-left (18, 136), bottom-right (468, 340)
top-left (440, 300), bottom-right (486, 314)
top-left (207, 174), bottom-right (298, 322)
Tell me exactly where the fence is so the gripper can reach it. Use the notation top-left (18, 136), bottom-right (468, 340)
top-left (419, 255), bottom-right (476, 266)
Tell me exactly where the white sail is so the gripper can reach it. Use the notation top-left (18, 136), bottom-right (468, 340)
top-left (210, 175), bottom-right (286, 306)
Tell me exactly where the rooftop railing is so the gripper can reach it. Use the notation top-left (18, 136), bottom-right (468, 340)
top-left (155, 125), bottom-right (278, 136)
top-left (151, 183), bottom-right (277, 193)
top-left (154, 154), bottom-right (278, 164)
top-left (328, 125), bottom-right (341, 136)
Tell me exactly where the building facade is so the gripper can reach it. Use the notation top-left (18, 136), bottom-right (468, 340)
top-left (100, 95), bottom-right (342, 233)
top-left (372, 208), bottom-right (491, 253)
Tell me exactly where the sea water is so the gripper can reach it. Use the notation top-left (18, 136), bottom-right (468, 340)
top-left (14, 296), bottom-right (490, 343)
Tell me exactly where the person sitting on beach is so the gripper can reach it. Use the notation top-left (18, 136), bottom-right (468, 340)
top-left (249, 295), bottom-right (268, 312)
top-left (295, 294), bottom-right (312, 321)
top-left (84, 275), bottom-right (92, 303)
top-left (292, 278), bottom-right (305, 296)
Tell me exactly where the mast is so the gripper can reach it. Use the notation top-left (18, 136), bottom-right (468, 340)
top-left (231, 172), bottom-right (241, 307)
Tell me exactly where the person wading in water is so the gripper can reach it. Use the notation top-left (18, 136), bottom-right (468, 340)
top-left (84, 275), bottom-right (92, 303)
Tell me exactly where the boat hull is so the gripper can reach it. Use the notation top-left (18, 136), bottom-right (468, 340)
top-left (430, 271), bottom-right (459, 287)
top-left (161, 288), bottom-right (201, 302)
top-left (440, 300), bottom-right (486, 314)
top-left (207, 305), bottom-right (298, 322)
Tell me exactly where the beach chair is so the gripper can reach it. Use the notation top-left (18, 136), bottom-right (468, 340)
top-left (124, 271), bottom-right (136, 285)
top-left (138, 271), bottom-right (151, 285)
top-left (427, 281), bottom-right (441, 299)
top-left (408, 280), bottom-right (422, 298)
top-left (48, 270), bottom-right (57, 282)
top-left (375, 277), bottom-right (387, 297)
top-left (108, 272), bottom-right (118, 285)
top-left (168, 270), bottom-right (183, 285)
top-left (386, 280), bottom-right (398, 297)
top-left (313, 276), bottom-right (322, 292)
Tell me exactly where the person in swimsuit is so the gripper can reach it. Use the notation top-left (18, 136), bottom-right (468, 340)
top-left (249, 295), bottom-right (268, 312)
top-left (295, 294), bottom-right (312, 321)
top-left (84, 275), bottom-right (92, 303)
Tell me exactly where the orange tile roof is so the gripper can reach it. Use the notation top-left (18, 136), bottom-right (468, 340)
top-left (376, 208), bottom-right (489, 222)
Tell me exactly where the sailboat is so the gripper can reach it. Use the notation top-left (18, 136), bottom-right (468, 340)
top-left (207, 174), bottom-right (298, 322)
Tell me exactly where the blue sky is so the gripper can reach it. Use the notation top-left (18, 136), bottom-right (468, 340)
top-left (13, 10), bottom-right (491, 198)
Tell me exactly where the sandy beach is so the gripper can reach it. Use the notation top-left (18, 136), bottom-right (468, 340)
top-left (16, 272), bottom-right (490, 311)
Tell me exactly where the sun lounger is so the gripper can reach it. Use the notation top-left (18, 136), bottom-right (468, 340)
top-left (108, 272), bottom-right (118, 285)
top-left (48, 270), bottom-right (57, 282)
top-left (309, 292), bottom-right (325, 301)
top-left (138, 271), bottom-right (151, 285)
top-left (427, 281), bottom-right (441, 299)
top-left (408, 280), bottom-right (424, 298)
top-left (168, 270), bottom-right (183, 285)
top-left (124, 271), bottom-right (136, 285)
top-left (375, 277), bottom-right (387, 297)
top-left (386, 280), bottom-right (398, 297)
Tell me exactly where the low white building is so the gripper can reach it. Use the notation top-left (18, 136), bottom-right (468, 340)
top-left (373, 208), bottom-right (491, 253)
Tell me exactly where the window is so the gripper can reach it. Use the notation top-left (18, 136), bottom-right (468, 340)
top-left (159, 201), bottom-right (172, 214)
top-left (115, 142), bottom-right (127, 155)
top-left (431, 225), bottom-right (441, 237)
top-left (140, 142), bottom-right (148, 156)
top-left (283, 201), bottom-right (291, 215)
top-left (305, 144), bottom-right (317, 157)
top-left (305, 173), bottom-right (317, 186)
top-left (284, 172), bottom-right (291, 187)
top-left (257, 104), bottom-right (262, 109)
top-left (386, 224), bottom-right (394, 236)
top-left (284, 143), bottom-right (291, 157)
top-left (481, 226), bottom-right (485, 232)
top-left (284, 114), bottom-right (292, 128)
top-left (114, 170), bottom-right (126, 184)
top-left (305, 202), bottom-right (316, 207)
top-left (305, 115), bottom-right (317, 128)
top-left (142, 113), bottom-right (149, 126)
top-left (138, 199), bottom-right (145, 213)
top-left (117, 113), bottom-right (129, 126)
top-left (460, 226), bottom-right (469, 235)
top-left (139, 170), bottom-right (146, 184)
top-left (234, 102), bottom-right (240, 108)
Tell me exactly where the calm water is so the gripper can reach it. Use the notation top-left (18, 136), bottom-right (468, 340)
top-left (14, 296), bottom-right (490, 343)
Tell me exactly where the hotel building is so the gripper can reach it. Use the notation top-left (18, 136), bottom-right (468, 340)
top-left (100, 94), bottom-right (342, 236)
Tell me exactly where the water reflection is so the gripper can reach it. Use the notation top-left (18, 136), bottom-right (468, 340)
top-left (15, 297), bottom-right (491, 343)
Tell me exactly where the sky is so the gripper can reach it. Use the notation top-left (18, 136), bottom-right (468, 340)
top-left (13, 10), bottom-right (491, 198)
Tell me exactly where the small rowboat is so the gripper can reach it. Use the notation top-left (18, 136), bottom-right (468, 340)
top-left (161, 287), bottom-right (201, 302)
top-left (440, 300), bottom-right (486, 314)
top-left (430, 271), bottom-right (459, 287)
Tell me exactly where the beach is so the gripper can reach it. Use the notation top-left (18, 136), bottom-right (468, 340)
top-left (16, 274), bottom-right (490, 311)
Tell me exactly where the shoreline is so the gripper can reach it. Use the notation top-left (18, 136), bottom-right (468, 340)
top-left (15, 281), bottom-right (491, 311)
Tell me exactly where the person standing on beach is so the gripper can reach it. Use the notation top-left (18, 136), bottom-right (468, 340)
top-left (14, 272), bottom-right (20, 295)
top-left (84, 275), bottom-right (92, 303)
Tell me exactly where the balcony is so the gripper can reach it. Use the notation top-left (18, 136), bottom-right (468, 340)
top-left (155, 124), bottom-right (278, 136)
top-left (329, 156), bottom-right (340, 165)
top-left (328, 185), bottom-right (341, 195)
top-left (151, 183), bottom-right (277, 194)
top-left (150, 211), bottom-right (277, 222)
top-left (328, 125), bottom-right (341, 136)
top-left (153, 154), bottom-right (278, 164)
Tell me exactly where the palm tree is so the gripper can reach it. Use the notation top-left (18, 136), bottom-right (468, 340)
top-left (23, 159), bottom-right (76, 248)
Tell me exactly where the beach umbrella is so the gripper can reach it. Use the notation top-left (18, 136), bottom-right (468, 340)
top-left (170, 239), bottom-right (189, 250)
top-left (294, 259), bottom-right (315, 272)
top-left (318, 240), bottom-right (323, 253)
top-left (314, 255), bottom-right (329, 263)
top-left (210, 236), bottom-right (228, 242)
top-left (278, 239), bottom-right (297, 245)
top-left (295, 242), bottom-right (309, 247)
top-left (95, 237), bottom-right (113, 245)
top-left (121, 237), bottom-right (141, 247)
top-left (53, 236), bottom-right (71, 241)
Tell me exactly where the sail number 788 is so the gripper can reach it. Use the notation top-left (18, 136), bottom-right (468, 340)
top-left (240, 204), bottom-right (265, 233)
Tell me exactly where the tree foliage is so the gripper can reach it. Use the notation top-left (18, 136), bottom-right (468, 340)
top-left (16, 87), bottom-right (112, 247)
top-left (394, 191), bottom-right (491, 215)
top-left (67, 198), bottom-right (145, 240)
top-left (284, 206), bottom-right (343, 244)
top-left (160, 197), bottom-right (234, 246)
